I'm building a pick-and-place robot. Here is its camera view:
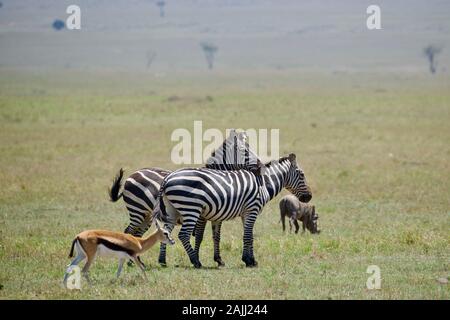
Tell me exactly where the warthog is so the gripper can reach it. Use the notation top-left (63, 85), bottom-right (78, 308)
top-left (279, 195), bottom-right (320, 234)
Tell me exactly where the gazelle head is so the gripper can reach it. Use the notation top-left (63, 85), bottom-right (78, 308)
top-left (155, 219), bottom-right (175, 245)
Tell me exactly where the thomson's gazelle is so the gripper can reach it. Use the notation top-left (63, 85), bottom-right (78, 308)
top-left (63, 219), bottom-right (174, 286)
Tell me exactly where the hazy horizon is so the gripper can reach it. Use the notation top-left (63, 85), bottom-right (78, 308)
top-left (0, 0), bottom-right (449, 74)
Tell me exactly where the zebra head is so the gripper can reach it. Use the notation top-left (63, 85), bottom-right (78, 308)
top-left (284, 153), bottom-right (312, 203)
top-left (206, 129), bottom-right (264, 173)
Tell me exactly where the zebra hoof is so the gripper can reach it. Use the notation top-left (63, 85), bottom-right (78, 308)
top-left (193, 261), bottom-right (202, 269)
top-left (158, 260), bottom-right (167, 268)
top-left (242, 255), bottom-right (258, 267)
top-left (215, 257), bottom-right (225, 267)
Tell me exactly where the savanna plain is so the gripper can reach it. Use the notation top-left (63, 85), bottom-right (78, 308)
top-left (0, 70), bottom-right (449, 299)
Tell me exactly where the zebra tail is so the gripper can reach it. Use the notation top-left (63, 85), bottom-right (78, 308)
top-left (109, 168), bottom-right (124, 202)
top-left (68, 238), bottom-right (77, 258)
top-left (152, 179), bottom-right (169, 224)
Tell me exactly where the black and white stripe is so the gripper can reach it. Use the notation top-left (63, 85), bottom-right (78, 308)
top-left (122, 167), bottom-right (170, 236)
top-left (109, 130), bottom-right (262, 266)
top-left (154, 153), bottom-right (312, 268)
top-left (205, 130), bottom-right (263, 172)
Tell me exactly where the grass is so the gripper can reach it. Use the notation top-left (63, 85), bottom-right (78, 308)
top-left (0, 70), bottom-right (449, 299)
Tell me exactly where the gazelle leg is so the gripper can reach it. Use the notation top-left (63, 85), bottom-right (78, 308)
top-left (116, 258), bottom-right (125, 279)
top-left (133, 256), bottom-right (148, 281)
top-left (81, 254), bottom-right (95, 284)
top-left (137, 256), bottom-right (147, 270)
top-left (125, 209), bottom-right (151, 267)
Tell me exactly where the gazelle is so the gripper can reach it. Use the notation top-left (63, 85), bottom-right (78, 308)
top-left (63, 218), bottom-right (174, 287)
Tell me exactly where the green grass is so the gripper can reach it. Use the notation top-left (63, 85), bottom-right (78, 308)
top-left (0, 71), bottom-right (449, 299)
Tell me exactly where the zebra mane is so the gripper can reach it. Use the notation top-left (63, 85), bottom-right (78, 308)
top-left (205, 129), bottom-right (263, 174)
top-left (264, 154), bottom-right (295, 168)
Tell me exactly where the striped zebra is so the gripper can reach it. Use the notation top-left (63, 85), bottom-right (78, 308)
top-left (109, 130), bottom-right (262, 266)
top-left (153, 153), bottom-right (312, 268)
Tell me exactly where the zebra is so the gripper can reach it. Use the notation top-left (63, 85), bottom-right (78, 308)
top-left (108, 130), bottom-right (263, 266)
top-left (153, 153), bottom-right (312, 268)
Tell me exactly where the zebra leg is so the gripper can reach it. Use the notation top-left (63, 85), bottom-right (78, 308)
top-left (194, 217), bottom-right (207, 261)
top-left (241, 212), bottom-right (258, 267)
top-left (212, 221), bottom-right (225, 267)
top-left (158, 243), bottom-right (167, 267)
top-left (125, 224), bottom-right (138, 267)
top-left (179, 218), bottom-right (202, 268)
top-left (158, 223), bottom-right (174, 267)
top-left (124, 207), bottom-right (149, 236)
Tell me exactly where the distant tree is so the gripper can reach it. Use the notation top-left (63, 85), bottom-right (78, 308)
top-left (52, 19), bottom-right (65, 31)
top-left (156, 1), bottom-right (166, 18)
top-left (423, 45), bottom-right (442, 74)
top-left (200, 42), bottom-right (218, 70)
top-left (146, 51), bottom-right (157, 69)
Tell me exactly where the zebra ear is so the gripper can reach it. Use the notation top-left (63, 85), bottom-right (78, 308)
top-left (288, 153), bottom-right (296, 161)
top-left (237, 131), bottom-right (248, 144)
top-left (256, 159), bottom-right (268, 176)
